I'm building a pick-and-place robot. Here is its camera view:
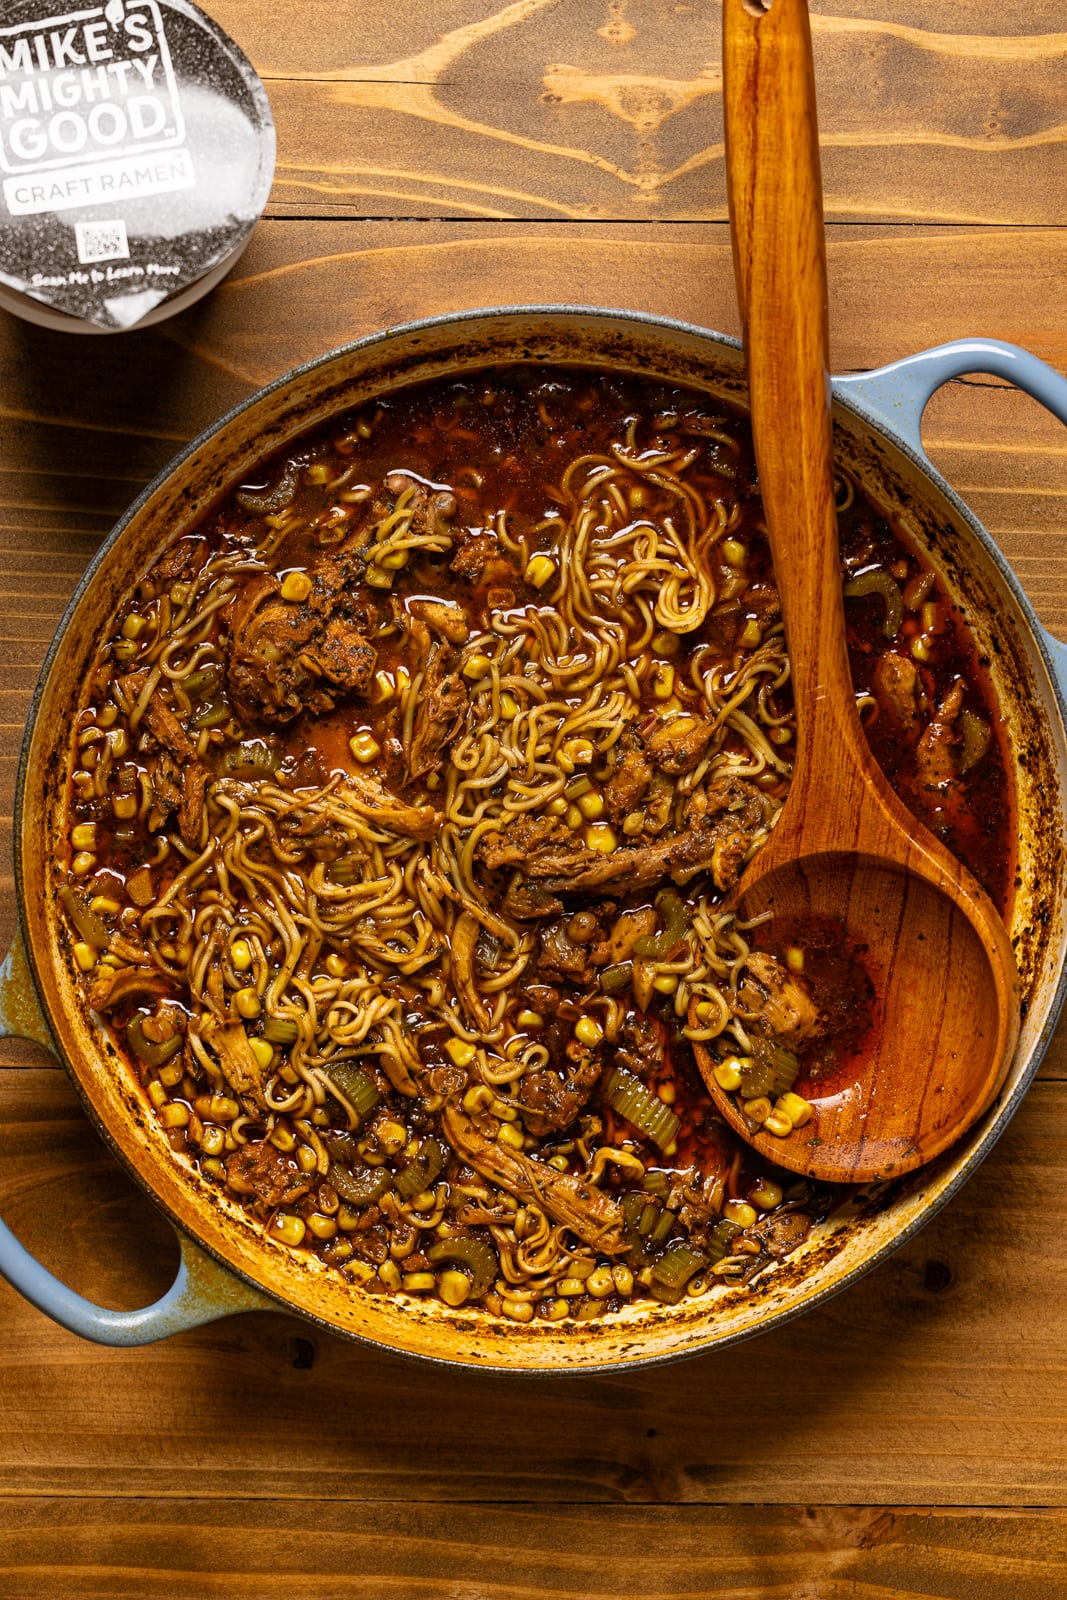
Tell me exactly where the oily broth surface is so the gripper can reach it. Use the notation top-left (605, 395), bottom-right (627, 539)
top-left (60, 366), bottom-right (1012, 1324)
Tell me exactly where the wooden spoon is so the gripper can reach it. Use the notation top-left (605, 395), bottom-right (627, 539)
top-left (692, 0), bottom-right (1020, 1183)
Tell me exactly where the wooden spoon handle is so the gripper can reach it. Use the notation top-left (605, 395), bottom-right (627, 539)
top-left (724, 0), bottom-right (869, 805)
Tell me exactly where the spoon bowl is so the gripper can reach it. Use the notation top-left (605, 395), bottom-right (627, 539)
top-left (698, 0), bottom-right (1021, 1183)
top-left (700, 849), bottom-right (1014, 1182)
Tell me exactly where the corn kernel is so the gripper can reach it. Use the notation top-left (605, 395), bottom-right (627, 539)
top-left (112, 792), bottom-right (138, 820)
top-left (121, 613), bottom-right (146, 641)
top-left (71, 851), bottom-right (96, 876)
top-left (280, 570), bottom-right (313, 603)
top-left (377, 1119), bottom-right (407, 1154)
top-left (574, 1016), bottom-right (603, 1048)
top-left (586, 1266), bottom-right (615, 1297)
top-left (723, 538), bottom-right (746, 567)
top-left (462, 1085), bottom-right (494, 1113)
top-left (497, 1121), bottom-right (525, 1150)
top-left (911, 636), bottom-right (931, 662)
top-left (565, 804), bottom-right (583, 830)
top-left (364, 565), bottom-right (393, 589)
top-left (269, 1123), bottom-right (296, 1153)
top-left (107, 728), bottom-right (129, 758)
top-left (270, 1213), bottom-right (306, 1248)
top-left (438, 1270), bottom-right (471, 1307)
top-left (764, 1110), bottom-right (794, 1137)
top-left (577, 790), bottom-right (605, 820)
top-left (158, 1061), bottom-right (183, 1088)
top-left (561, 737), bottom-right (594, 768)
top-left (516, 1009), bottom-right (543, 1030)
top-left (250, 1037), bottom-right (274, 1071)
top-left (543, 1297), bottom-right (569, 1320)
top-left (922, 600), bottom-right (944, 635)
top-left (501, 1297), bottom-right (534, 1322)
top-left (296, 1145), bottom-right (319, 1174)
top-left (713, 1057), bottom-right (745, 1093)
top-left (612, 1264), bottom-right (634, 1296)
top-left (584, 823), bottom-right (617, 855)
top-left (349, 732), bottom-right (381, 764)
top-left (461, 653), bottom-right (492, 680)
top-left (230, 939), bottom-right (253, 972)
top-left (211, 1094), bottom-right (240, 1123)
top-left (500, 692), bottom-right (520, 719)
top-left (396, 665), bottom-right (411, 692)
top-left (651, 662), bottom-right (675, 699)
top-left (370, 670), bottom-right (395, 706)
top-left (90, 892), bottom-right (121, 916)
top-left (557, 1277), bottom-right (587, 1297)
top-left (785, 945), bottom-right (805, 974)
top-left (306, 463), bottom-right (330, 484)
top-left (159, 1102), bottom-right (189, 1129)
top-left (525, 553), bottom-right (556, 588)
top-left (652, 973), bottom-right (678, 994)
top-left (743, 1095), bottom-right (772, 1124)
top-left (398, 1273), bottom-right (435, 1299)
top-left (97, 703), bottom-right (118, 728)
top-left (739, 618), bottom-right (762, 648)
top-left (723, 1198), bottom-right (758, 1227)
top-left (201, 1126), bottom-right (225, 1158)
top-left (71, 822), bottom-right (97, 850)
top-left (445, 1037), bottom-right (477, 1067)
top-left (378, 1259), bottom-right (402, 1290)
top-left (547, 796), bottom-right (568, 816)
top-left (307, 1213), bottom-right (338, 1240)
top-left (377, 547), bottom-right (409, 571)
top-left (547, 1154), bottom-right (569, 1172)
top-left (147, 1080), bottom-right (167, 1110)
top-left (320, 953), bottom-right (344, 979)
top-left (235, 986), bottom-right (261, 1020)
top-left (778, 1091), bottom-right (814, 1128)
top-left (749, 1177), bottom-right (783, 1211)
top-left (72, 941), bottom-right (97, 972)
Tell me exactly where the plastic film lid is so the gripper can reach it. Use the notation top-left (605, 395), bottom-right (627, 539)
top-left (0, 0), bottom-right (275, 331)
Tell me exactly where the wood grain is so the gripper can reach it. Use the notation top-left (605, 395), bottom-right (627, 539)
top-left (1, 1067), bottom-right (1065, 1508)
top-left (0, 1501), bottom-right (1063, 1599)
top-left (191, 0), bottom-right (1067, 225)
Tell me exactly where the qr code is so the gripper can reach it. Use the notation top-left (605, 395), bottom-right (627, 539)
top-left (74, 220), bottom-right (130, 265)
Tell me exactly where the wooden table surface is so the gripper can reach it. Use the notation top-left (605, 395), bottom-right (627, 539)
top-left (2, 3), bottom-right (1067, 1595)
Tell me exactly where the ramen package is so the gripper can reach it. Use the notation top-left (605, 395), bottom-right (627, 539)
top-left (0, 0), bottom-right (274, 332)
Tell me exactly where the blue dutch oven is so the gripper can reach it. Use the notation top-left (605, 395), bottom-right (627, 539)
top-left (0, 311), bottom-right (1064, 1369)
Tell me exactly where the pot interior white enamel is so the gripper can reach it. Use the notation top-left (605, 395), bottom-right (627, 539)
top-left (17, 308), bottom-right (1067, 1370)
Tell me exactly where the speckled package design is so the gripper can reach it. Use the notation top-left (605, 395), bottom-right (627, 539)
top-left (0, 0), bottom-right (274, 330)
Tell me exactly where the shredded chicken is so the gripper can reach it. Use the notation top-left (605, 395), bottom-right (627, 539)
top-left (915, 680), bottom-right (966, 788)
top-left (336, 772), bottom-right (441, 840)
top-left (450, 911), bottom-right (492, 1030)
top-left (197, 1016), bottom-right (269, 1111)
top-left (442, 1104), bottom-right (626, 1254)
top-left (735, 952), bottom-right (820, 1042)
top-left (226, 1140), bottom-right (312, 1206)
top-left (226, 545), bottom-right (378, 725)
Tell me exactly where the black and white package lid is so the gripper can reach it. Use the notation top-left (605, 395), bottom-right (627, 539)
top-left (0, 0), bottom-right (275, 331)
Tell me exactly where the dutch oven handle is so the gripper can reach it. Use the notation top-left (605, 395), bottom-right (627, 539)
top-left (835, 337), bottom-right (1067, 689)
top-left (0, 925), bottom-right (273, 1344)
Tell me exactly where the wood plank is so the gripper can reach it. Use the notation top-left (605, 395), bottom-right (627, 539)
top-left (196, 1), bottom-right (1067, 225)
top-left (0, 1066), bottom-right (1065, 1507)
top-left (0, 1501), bottom-right (1063, 1600)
